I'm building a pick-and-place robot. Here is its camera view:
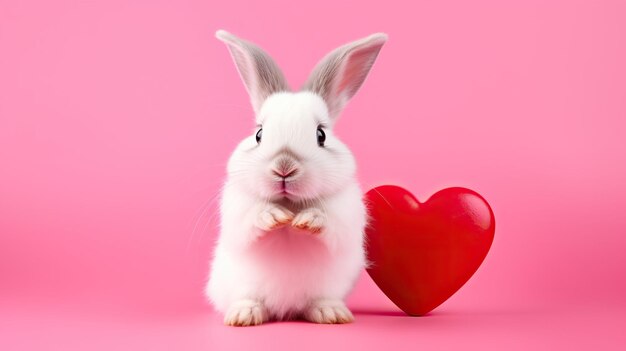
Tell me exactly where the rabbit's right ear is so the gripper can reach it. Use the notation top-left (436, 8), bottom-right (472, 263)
top-left (216, 30), bottom-right (290, 114)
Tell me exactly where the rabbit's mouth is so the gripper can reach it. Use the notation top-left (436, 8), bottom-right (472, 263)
top-left (273, 178), bottom-right (301, 199)
top-left (278, 179), bottom-right (292, 194)
top-left (270, 169), bottom-right (301, 194)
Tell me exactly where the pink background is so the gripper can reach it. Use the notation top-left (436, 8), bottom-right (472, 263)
top-left (1, 0), bottom-right (625, 349)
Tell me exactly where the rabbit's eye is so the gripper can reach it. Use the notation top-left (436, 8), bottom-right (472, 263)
top-left (255, 128), bottom-right (262, 143)
top-left (317, 128), bottom-right (326, 147)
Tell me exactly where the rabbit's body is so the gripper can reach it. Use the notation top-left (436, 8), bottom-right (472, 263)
top-left (207, 31), bottom-right (386, 326)
top-left (208, 179), bottom-right (366, 320)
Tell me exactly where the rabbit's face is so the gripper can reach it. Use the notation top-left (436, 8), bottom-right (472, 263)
top-left (216, 30), bottom-right (386, 202)
top-left (227, 92), bottom-right (356, 202)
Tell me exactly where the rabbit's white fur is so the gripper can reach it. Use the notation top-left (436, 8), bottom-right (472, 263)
top-left (207, 30), bottom-right (386, 326)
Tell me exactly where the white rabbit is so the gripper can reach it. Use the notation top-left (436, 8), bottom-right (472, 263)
top-left (206, 30), bottom-right (387, 326)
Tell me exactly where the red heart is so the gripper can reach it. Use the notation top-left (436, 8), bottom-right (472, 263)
top-left (364, 185), bottom-right (495, 316)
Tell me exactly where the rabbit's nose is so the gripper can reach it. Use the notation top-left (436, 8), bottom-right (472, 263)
top-left (272, 157), bottom-right (299, 178)
top-left (272, 168), bottom-right (298, 178)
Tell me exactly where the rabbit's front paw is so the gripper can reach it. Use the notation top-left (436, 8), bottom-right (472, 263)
top-left (292, 208), bottom-right (326, 234)
top-left (255, 205), bottom-right (294, 231)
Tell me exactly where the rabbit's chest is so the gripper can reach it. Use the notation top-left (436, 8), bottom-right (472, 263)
top-left (249, 228), bottom-right (332, 276)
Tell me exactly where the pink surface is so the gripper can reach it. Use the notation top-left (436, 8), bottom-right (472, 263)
top-left (1, 0), bottom-right (625, 349)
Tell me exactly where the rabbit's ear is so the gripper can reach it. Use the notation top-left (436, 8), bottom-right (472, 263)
top-left (303, 33), bottom-right (387, 120)
top-left (216, 30), bottom-right (290, 114)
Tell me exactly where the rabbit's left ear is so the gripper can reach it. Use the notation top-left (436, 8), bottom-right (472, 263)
top-left (216, 30), bottom-right (290, 114)
top-left (302, 33), bottom-right (388, 120)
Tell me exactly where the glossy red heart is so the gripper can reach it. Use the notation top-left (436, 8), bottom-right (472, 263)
top-left (364, 185), bottom-right (495, 316)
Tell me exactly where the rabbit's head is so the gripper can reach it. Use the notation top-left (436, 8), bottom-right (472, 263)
top-left (217, 30), bottom-right (386, 202)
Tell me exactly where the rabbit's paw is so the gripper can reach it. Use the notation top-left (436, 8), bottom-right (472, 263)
top-left (224, 299), bottom-right (268, 327)
top-left (303, 299), bottom-right (354, 324)
top-left (255, 205), bottom-right (294, 231)
top-left (292, 208), bottom-right (325, 234)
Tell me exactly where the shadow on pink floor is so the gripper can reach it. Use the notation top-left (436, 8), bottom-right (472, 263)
top-left (3, 299), bottom-right (624, 351)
